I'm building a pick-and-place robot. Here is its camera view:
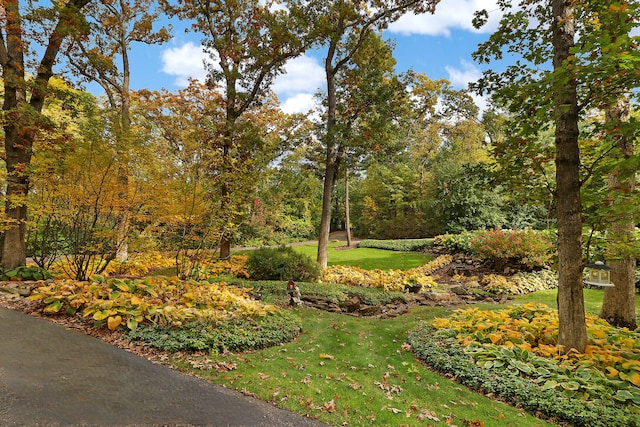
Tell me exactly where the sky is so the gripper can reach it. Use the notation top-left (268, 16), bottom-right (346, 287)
top-left (123, 0), bottom-right (504, 114)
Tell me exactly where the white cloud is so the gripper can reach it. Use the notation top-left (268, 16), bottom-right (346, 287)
top-left (388, 0), bottom-right (501, 36)
top-left (161, 42), bottom-right (208, 87)
top-left (446, 60), bottom-right (487, 112)
top-left (279, 93), bottom-right (318, 115)
top-left (272, 55), bottom-right (325, 96)
top-left (445, 60), bottom-right (481, 88)
top-left (162, 45), bottom-right (324, 114)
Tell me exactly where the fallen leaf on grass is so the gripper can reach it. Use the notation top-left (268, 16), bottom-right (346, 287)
top-left (416, 410), bottom-right (440, 422)
top-left (319, 353), bottom-right (335, 360)
top-left (321, 399), bottom-right (336, 413)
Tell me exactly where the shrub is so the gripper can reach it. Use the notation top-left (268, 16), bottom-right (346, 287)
top-left (246, 246), bottom-right (320, 282)
top-left (470, 228), bottom-right (554, 270)
top-left (433, 231), bottom-right (479, 254)
top-left (357, 238), bottom-right (434, 252)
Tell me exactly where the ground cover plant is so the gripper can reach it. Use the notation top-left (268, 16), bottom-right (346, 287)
top-left (29, 275), bottom-right (284, 332)
top-left (230, 279), bottom-right (409, 307)
top-left (321, 255), bottom-right (452, 292)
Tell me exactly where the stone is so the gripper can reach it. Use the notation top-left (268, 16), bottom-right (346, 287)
top-left (450, 285), bottom-right (469, 296)
top-left (422, 291), bottom-right (458, 303)
top-left (357, 305), bottom-right (382, 316)
top-left (338, 296), bottom-right (361, 313)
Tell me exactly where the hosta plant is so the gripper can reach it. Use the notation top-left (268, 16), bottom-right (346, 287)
top-left (428, 303), bottom-right (640, 410)
top-left (322, 255), bottom-right (452, 292)
top-left (29, 275), bottom-right (278, 331)
top-left (480, 269), bottom-right (558, 295)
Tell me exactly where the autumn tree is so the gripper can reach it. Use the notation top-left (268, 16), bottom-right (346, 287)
top-left (473, 0), bottom-right (640, 352)
top-left (166, 0), bottom-right (310, 259)
top-left (139, 80), bottom-right (286, 276)
top-left (63, 0), bottom-right (171, 261)
top-left (0, 0), bottom-right (92, 269)
top-left (309, 0), bottom-right (441, 268)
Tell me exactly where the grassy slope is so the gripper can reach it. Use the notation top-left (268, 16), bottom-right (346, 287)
top-left (174, 305), bottom-right (554, 427)
top-left (173, 244), bottom-right (564, 426)
top-left (174, 244), bottom-right (638, 426)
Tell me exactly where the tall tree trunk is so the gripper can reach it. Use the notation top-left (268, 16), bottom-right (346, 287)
top-left (317, 41), bottom-right (339, 269)
top-left (552, 0), bottom-right (587, 354)
top-left (1, 0), bottom-right (91, 269)
top-left (115, 42), bottom-right (132, 262)
top-left (317, 159), bottom-right (337, 268)
top-left (219, 110), bottom-right (235, 260)
top-left (2, 0), bottom-right (30, 269)
top-left (345, 169), bottom-right (352, 247)
top-left (600, 97), bottom-right (636, 329)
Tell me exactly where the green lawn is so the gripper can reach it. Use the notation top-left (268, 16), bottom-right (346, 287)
top-left (290, 241), bottom-right (433, 270)
top-left (511, 287), bottom-right (640, 323)
top-left (174, 305), bottom-right (554, 427)
top-left (170, 245), bottom-right (638, 426)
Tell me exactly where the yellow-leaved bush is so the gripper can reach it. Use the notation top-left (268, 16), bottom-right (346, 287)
top-left (47, 252), bottom-right (249, 280)
top-left (321, 255), bottom-right (452, 292)
top-left (30, 275), bottom-right (275, 331)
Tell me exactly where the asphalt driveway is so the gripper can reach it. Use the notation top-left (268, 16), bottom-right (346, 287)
top-left (0, 306), bottom-right (328, 427)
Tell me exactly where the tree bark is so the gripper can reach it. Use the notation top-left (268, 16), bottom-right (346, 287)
top-left (552, 0), bottom-right (587, 354)
top-left (600, 97), bottom-right (637, 329)
top-left (1, 0), bottom-right (91, 269)
top-left (317, 38), bottom-right (340, 269)
top-left (345, 169), bottom-right (352, 247)
top-left (2, 0), bottom-right (29, 269)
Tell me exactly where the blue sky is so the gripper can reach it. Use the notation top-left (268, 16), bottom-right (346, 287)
top-left (124, 0), bottom-right (503, 113)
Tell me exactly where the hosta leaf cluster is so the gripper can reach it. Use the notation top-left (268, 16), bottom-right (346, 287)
top-left (409, 326), bottom-right (640, 427)
top-left (29, 275), bottom-right (277, 331)
top-left (126, 311), bottom-right (301, 353)
top-left (321, 255), bottom-right (452, 291)
top-left (429, 303), bottom-right (640, 409)
top-left (479, 269), bottom-right (558, 295)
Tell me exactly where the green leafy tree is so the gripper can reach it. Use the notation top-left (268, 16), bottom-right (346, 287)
top-left (0, 0), bottom-right (92, 269)
top-left (309, 0), bottom-right (441, 267)
top-left (166, 0), bottom-right (310, 259)
top-left (240, 143), bottom-right (323, 246)
top-left (473, 0), bottom-right (640, 352)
